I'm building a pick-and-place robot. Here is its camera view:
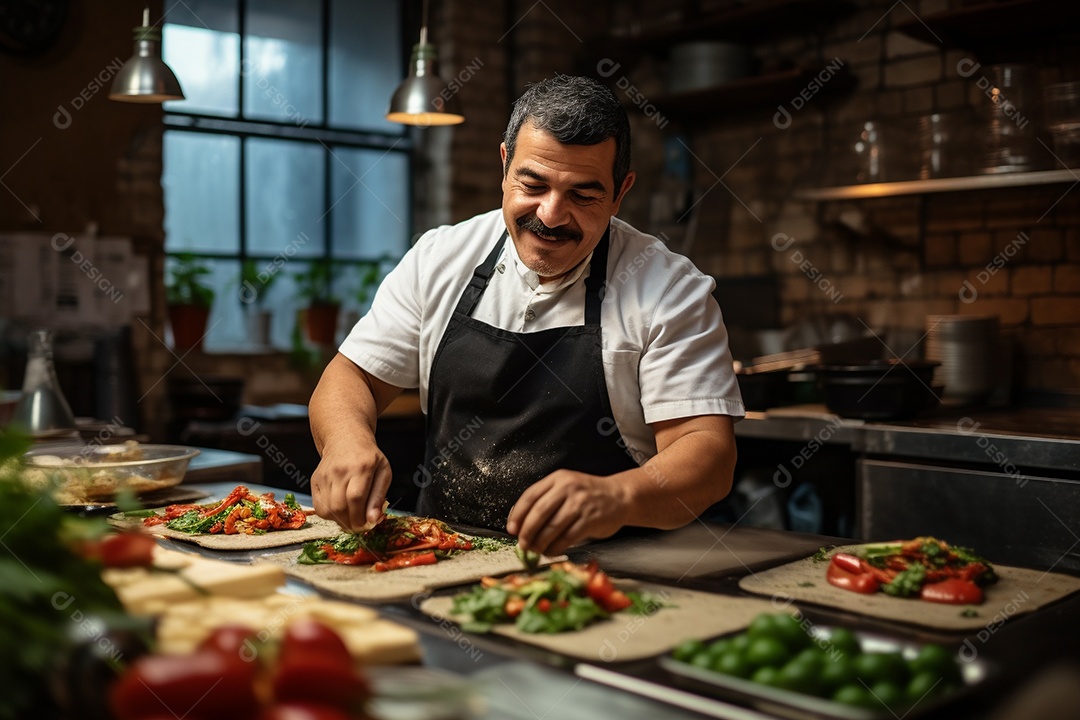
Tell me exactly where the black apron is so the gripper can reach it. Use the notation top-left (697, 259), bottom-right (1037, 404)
top-left (416, 228), bottom-right (639, 531)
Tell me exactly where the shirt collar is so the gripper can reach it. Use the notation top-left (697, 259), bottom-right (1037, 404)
top-left (502, 233), bottom-right (593, 293)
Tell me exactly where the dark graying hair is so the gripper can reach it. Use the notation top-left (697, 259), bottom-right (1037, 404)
top-left (503, 74), bottom-right (631, 193)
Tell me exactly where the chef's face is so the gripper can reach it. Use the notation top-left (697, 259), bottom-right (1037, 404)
top-left (501, 122), bottom-right (635, 282)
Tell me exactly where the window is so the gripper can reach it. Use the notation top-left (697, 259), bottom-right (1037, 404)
top-left (162, 0), bottom-right (410, 351)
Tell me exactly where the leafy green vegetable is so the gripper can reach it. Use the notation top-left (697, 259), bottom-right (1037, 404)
top-left (882, 563), bottom-right (927, 598)
top-left (516, 594), bottom-right (604, 633)
top-left (811, 546), bottom-right (837, 563)
top-left (283, 493), bottom-right (300, 511)
top-left (0, 429), bottom-right (148, 720)
top-left (165, 507), bottom-right (230, 534)
top-left (516, 544), bottom-right (540, 572)
top-left (960, 607), bottom-right (980, 618)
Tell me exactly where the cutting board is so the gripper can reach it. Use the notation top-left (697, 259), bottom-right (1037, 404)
top-left (109, 511), bottom-right (343, 550)
top-left (256, 544), bottom-right (567, 603)
top-left (739, 544), bottom-right (1080, 631)
top-left (574, 524), bottom-right (831, 580)
top-left (101, 546), bottom-right (285, 614)
top-left (421, 582), bottom-right (780, 662)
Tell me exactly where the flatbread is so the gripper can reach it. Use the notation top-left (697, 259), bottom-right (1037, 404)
top-left (109, 511), bottom-right (344, 550)
top-left (256, 543), bottom-right (567, 603)
top-left (420, 582), bottom-right (781, 662)
top-left (738, 544), bottom-right (1080, 631)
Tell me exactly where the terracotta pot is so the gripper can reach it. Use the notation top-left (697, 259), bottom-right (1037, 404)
top-left (304, 303), bottom-right (340, 345)
top-left (168, 304), bottom-right (211, 351)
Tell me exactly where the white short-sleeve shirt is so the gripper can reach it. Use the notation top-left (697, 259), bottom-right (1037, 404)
top-left (339, 209), bottom-right (744, 464)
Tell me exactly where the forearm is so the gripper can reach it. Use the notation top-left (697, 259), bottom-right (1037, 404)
top-left (309, 353), bottom-right (383, 455)
top-left (617, 416), bottom-right (736, 529)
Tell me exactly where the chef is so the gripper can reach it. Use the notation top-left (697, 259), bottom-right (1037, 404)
top-left (309, 74), bottom-right (744, 556)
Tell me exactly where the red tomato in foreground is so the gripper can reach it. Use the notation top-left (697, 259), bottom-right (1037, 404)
top-left (110, 651), bottom-right (258, 720)
top-left (279, 620), bottom-right (352, 664)
top-left (258, 704), bottom-right (353, 720)
top-left (198, 624), bottom-right (259, 661)
top-left (271, 655), bottom-right (369, 710)
top-left (586, 570), bottom-right (632, 611)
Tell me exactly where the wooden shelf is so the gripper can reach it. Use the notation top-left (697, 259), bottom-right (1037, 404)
top-left (795, 167), bottom-right (1080, 200)
top-left (654, 64), bottom-right (856, 121)
top-left (894, 0), bottom-right (1080, 60)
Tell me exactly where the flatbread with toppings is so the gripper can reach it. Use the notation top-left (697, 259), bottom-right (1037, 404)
top-left (109, 485), bottom-right (342, 550)
top-left (296, 515), bottom-right (478, 571)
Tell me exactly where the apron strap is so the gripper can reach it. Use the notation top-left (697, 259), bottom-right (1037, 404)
top-left (455, 230), bottom-right (508, 317)
top-left (583, 226), bottom-right (611, 326)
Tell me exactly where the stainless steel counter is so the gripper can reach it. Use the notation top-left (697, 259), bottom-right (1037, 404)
top-left (735, 406), bottom-right (1080, 473)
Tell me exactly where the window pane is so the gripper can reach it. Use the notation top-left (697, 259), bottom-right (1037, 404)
top-left (330, 148), bottom-right (409, 260)
top-left (244, 0), bottom-right (323, 124)
top-left (329, 0), bottom-right (402, 132)
top-left (164, 0), bottom-right (239, 116)
top-left (164, 132), bottom-right (240, 253)
top-left (245, 138), bottom-right (324, 258)
top-left (193, 259), bottom-right (246, 351)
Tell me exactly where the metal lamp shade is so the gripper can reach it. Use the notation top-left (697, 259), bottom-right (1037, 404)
top-left (109, 11), bottom-right (185, 104)
top-left (386, 42), bottom-right (463, 126)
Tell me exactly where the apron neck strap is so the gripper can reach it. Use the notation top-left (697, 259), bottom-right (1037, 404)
top-left (456, 225), bottom-right (612, 325)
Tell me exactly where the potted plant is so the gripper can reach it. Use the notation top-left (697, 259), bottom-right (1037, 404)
top-left (294, 259), bottom-right (340, 346)
top-left (239, 259), bottom-right (280, 347)
top-left (166, 253), bottom-right (215, 352)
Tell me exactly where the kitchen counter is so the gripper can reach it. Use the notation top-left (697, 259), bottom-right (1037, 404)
top-left (161, 483), bottom-right (1080, 720)
top-left (735, 405), bottom-right (1080, 473)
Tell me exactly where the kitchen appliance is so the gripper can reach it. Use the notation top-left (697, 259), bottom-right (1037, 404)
top-left (924, 315), bottom-right (999, 407)
top-left (817, 359), bottom-right (941, 420)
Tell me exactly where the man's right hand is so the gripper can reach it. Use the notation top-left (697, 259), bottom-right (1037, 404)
top-left (311, 438), bottom-right (393, 531)
top-left (308, 353), bottom-right (404, 532)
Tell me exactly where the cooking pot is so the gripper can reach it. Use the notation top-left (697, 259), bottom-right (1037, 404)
top-left (817, 360), bottom-right (941, 420)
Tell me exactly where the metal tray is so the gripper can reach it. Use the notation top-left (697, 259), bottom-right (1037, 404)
top-left (658, 626), bottom-right (993, 720)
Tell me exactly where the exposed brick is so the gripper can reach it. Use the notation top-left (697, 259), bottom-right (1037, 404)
top-left (1024, 358), bottom-right (1079, 391)
top-left (934, 80), bottom-right (969, 110)
top-left (957, 297), bottom-right (1028, 326)
top-left (903, 86), bottom-right (934, 114)
top-left (886, 32), bottom-right (937, 59)
top-left (931, 270), bottom-right (967, 298)
top-left (781, 275), bottom-right (810, 302)
top-left (1067, 229), bottom-right (1080, 261)
top-left (958, 232), bottom-right (993, 265)
top-left (875, 89), bottom-right (904, 116)
top-left (1031, 297), bottom-right (1080, 326)
top-left (966, 265), bottom-right (1008, 296)
top-left (925, 194), bottom-right (984, 232)
top-left (823, 39), bottom-right (883, 66)
top-left (1011, 265), bottom-right (1054, 296)
top-left (924, 233), bottom-right (958, 267)
top-left (1053, 264), bottom-right (1080, 293)
top-left (1057, 328), bottom-right (1080, 356)
top-left (884, 55), bottom-right (942, 88)
top-left (892, 299), bottom-right (957, 328)
top-left (1020, 328), bottom-right (1060, 356)
top-left (841, 274), bottom-right (870, 299)
top-left (1027, 229), bottom-right (1065, 262)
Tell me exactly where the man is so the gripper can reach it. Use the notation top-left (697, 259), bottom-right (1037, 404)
top-left (310, 75), bottom-right (743, 556)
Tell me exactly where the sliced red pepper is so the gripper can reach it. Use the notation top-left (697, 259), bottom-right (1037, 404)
top-left (831, 553), bottom-right (865, 575)
top-left (373, 549), bottom-right (438, 572)
top-left (920, 578), bottom-right (984, 605)
top-left (826, 556), bottom-right (881, 594)
top-left (322, 545), bottom-right (380, 565)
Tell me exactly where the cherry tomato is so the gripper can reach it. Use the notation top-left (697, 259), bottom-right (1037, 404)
top-left (586, 570), bottom-right (632, 612)
top-left (271, 656), bottom-right (369, 711)
top-left (279, 620), bottom-right (351, 664)
top-left (920, 578), bottom-right (983, 605)
top-left (110, 651), bottom-right (258, 720)
top-left (536, 598), bottom-right (552, 613)
top-left (198, 624), bottom-right (259, 662)
top-left (505, 596), bottom-right (527, 618)
top-left (258, 705), bottom-right (352, 720)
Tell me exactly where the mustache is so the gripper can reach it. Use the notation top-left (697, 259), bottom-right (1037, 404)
top-left (516, 216), bottom-right (582, 242)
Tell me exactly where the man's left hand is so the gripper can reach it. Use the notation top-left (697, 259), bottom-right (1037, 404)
top-left (506, 470), bottom-right (629, 556)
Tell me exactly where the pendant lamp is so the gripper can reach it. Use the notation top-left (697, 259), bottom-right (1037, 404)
top-left (109, 8), bottom-right (185, 103)
top-left (386, 0), bottom-right (464, 126)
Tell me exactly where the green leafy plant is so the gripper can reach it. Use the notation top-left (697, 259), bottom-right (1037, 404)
top-left (166, 253), bottom-right (215, 307)
top-left (354, 260), bottom-right (382, 308)
top-left (240, 259), bottom-right (282, 307)
top-left (293, 259), bottom-right (339, 307)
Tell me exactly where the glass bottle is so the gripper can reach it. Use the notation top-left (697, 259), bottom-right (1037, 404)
top-left (11, 329), bottom-right (77, 437)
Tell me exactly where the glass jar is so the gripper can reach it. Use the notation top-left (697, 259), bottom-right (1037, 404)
top-left (11, 328), bottom-right (77, 437)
